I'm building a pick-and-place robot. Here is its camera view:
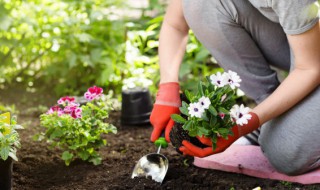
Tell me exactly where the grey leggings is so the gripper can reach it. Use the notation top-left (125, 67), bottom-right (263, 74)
top-left (182, 0), bottom-right (320, 175)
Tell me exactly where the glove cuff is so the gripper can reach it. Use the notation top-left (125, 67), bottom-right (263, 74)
top-left (155, 82), bottom-right (181, 107)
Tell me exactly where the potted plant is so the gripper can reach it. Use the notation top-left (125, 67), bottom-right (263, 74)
top-left (0, 112), bottom-right (23, 190)
top-left (170, 70), bottom-right (252, 152)
top-left (39, 86), bottom-right (117, 166)
top-left (121, 76), bottom-right (153, 126)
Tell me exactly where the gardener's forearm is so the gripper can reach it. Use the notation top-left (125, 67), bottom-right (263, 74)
top-left (253, 22), bottom-right (320, 124)
top-left (253, 69), bottom-right (319, 124)
top-left (159, 0), bottom-right (189, 84)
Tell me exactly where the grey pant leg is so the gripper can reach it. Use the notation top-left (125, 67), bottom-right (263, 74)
top-left (182, 0), bottom-right (320, 175)
top-left (182, 0), bottom-right (290, 103)
top-left (259, 87), bottom-right (320, 175)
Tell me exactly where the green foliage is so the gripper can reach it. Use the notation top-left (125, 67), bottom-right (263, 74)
top-left (0, 103), bottom-right (17, 115)
top-left (0, 0), bottom-right (219, 98)
top-left (125, 15), bottom-right (219, 97)
top-left (0, 0), bottom-right (126, 95)
top-left (171, 72), bottom-right (239, 149)
top-left (39, 91), bottom-right (117, 166)
top-left (0, 114), bottom-right (23, 161)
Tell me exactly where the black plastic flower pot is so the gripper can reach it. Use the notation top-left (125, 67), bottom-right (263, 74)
top-left (170, 122), bottom-right (209, 154)
top-left (121, 88), bottom-right (153, 126)
top-left (0, 157), bottom-right (13, 190)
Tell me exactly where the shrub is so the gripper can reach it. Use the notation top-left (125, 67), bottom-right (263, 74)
top-left (39, 86), bottom-right (117, 165)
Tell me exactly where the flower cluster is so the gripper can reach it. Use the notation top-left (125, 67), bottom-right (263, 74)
top-left (40, 86), bottom-right (117, 166)
top-left (0, 113), bottom-right (23, 161)
top-left (84, 86), bottom-right (103, 100)
top-left (171, 70), bottom-right (252, 147)
top-left (210, 70), bottom-right (242, 90)
top-left (47, 86), bottom-right (103, 119)
top-left (122, 76), bottom-right (153, 91)
top-left (188, 96), bottom-right (211, 118)
top-left (186, 71), bottom-right (250, 125)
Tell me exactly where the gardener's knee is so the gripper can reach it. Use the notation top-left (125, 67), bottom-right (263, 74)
top-left (260, 135), bottom-right (314, 176)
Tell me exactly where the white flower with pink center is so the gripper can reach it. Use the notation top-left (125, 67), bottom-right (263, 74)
top-left (188, 102), bottom-right (205, 118)
top-left (198, 96), bottom-right (211, 109)
top-left (210, 72), bottom-right (228, 87)
top-left (230, 104), bottom-right (252, 126)
top-left (57, 96), bottom-right (75, 105)
top-left (84, 86), bottom-right (103, 101)
top-left (226, 70), bottom-right (242, 90)
top-left (47, 105), bottom-right (64, 116)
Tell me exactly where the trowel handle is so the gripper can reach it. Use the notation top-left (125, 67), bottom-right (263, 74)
top-left (154, 132), bottom-right (168, 148)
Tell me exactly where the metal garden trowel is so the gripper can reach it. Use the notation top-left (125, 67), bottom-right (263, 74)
top-left (131, 137), bottom-right (169, 183)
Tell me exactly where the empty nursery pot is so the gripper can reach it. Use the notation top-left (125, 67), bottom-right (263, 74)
top-left (121, 88), bottom-right (153, 126)
top-left (170, 122), bottom-right (209, 154)
top-left (0, 157), bottom-right (13, 190)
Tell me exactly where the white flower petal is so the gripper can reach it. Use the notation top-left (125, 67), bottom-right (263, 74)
top-left (198, 96), bottom-right (211, 109)
top-left (230, 104), bottom-right (252, 126)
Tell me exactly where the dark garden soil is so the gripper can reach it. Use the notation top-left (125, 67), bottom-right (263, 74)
top-left (1, 86), bottom-right (320, 190)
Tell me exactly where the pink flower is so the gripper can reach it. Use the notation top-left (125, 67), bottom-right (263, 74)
top-left (47, 105), bottom-right (64, 116)
top-left (70, 107), bottom-right (82, 119)
top-left (84, 86), bottom-right (103, 101)
top-left (57, 96), bottom-right (75, 105)
top-left (219, 113), bottom-right (225, 119)
top-left (63, 103), bottom-right (82, 119)
top-left (63, 103), bottom-right (79, 114)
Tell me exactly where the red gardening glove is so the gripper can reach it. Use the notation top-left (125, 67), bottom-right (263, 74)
top-left (179, 112), bottom-right (260, 157)
top-left (150, 82), bottom-right (181, 142)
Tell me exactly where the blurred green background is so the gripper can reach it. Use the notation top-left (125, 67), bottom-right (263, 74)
top-left (0, 0), bottom-right (218, 100)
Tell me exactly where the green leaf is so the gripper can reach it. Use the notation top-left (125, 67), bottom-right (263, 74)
top-left (217, 128), bottom-right (230, 136)
top-left (209, 115), bottom-right (217, 127)
top-left (218, 107), bottom-right (229, 114)
top-left (195, 48), bottom-right (210, 62)
top-left (0, 147), bottom-right (9, 160)
top-left (202, 112), bottom-right (209, 122)
top-left (184, 90), bottom-right (192, 102)
top-left (171, 114), bottom-right (186, 124)
top-left (198, 127), bottom-right (210, 137)
top-left (90, 157), bottom-right (102, 165)
top-left (198, 81), bottom-right (204, 96)
top-left (208, 105), bottom-right (218, 116)
top-left (50, 128), bottom-right (63, 139)
top-left (179, 106), bottom-right (189, 116)
top-left (62, 151), bottom-right (73, 163)
top-left (182, 101), bottom-right (189, 108)
top-left (182, 121), bottom-right (192, 131)
top-left (78, 150), bottom-right (90, 160)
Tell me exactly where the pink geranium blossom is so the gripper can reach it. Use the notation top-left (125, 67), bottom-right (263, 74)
top-left (63, 103), bottom-right (82, 118)
top-left (47, 105), bottom-right (64, 116)
top-left (84, 86), bottom-right (103, 101)
top-left (57, 96), bottom-right (75, 105)
top-left (70, 107), bottom-right (82, 119)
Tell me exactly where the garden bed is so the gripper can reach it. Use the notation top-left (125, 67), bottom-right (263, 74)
top-left (11, 115), bottom-right (320, 190)
top-left (1, 87), bottom-right (319, 189)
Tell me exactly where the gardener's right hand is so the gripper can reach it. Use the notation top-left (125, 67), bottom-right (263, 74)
top-left (150, 82), bottom-right (181, 142)
top-left (179, 112), bottom-right (260, 157)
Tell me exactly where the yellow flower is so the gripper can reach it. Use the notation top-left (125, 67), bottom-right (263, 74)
top-left (0, 112), bottom-right (11, 135)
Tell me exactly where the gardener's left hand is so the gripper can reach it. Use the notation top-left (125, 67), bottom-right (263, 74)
top-left (179, 112), bottom-right (260, 157)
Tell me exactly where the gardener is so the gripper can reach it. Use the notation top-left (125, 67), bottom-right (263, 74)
top-left (149, 0), bottom-right (320, 176)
